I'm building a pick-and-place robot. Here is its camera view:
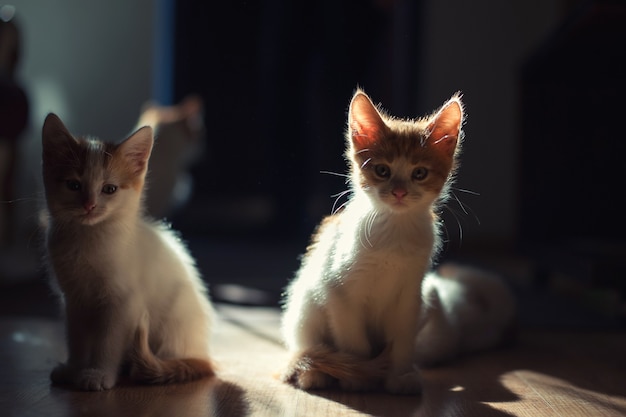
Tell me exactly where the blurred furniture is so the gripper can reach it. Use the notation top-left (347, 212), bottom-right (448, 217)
top-left (0, 9), bottom-right (28, 247)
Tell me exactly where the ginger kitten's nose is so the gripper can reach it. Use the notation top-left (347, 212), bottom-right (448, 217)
top-left (392, 188), bottom-right (407, 199)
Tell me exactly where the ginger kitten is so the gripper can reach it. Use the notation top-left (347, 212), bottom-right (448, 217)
top-left (281, 89), bottom-right (515, 394)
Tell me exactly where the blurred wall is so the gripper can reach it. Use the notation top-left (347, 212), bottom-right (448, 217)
top-left (418, 0), bottom-right (563, 247)
top-left (10, 0), bottom-right (155, 141)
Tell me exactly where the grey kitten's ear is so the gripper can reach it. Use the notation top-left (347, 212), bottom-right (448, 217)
top-left (42, 113), bottom-right (76, 147)
top-left (426, 94), bottom-right (464, 157)
top-left (118, 126), bottom-right (154, 176)
top-left (348, 90), bottom-right (388, 151)
top-left (42, 113), bottom-right (78, 163)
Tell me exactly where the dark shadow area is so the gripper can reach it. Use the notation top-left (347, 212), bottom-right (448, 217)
top-left (304, 367), bottom-right (517, 417)
top-left (46, 378), bottom-right (250, 417)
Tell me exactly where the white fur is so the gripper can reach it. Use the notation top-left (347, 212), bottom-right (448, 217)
top-left (42, 116), bottom-right (213, 391)
top-left (416, 265), bottom-right (516, 366)
top-left (282, 180), bottom-right (437, 394)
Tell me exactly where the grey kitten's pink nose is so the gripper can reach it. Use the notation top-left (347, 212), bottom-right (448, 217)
top-left (392, 188), bottom-right (407, 199)
top-left (84, 201), bottom-right (96, 212)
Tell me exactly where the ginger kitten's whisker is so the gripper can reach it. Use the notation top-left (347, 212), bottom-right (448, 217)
top-left (331, 193), bottom-right (347, 214)
top-left (450, 186), bottom-right (480, 196)
top-left (450, 191), bottom-right (469, 216)
top-left (320, 170), bottom-right (350, 178)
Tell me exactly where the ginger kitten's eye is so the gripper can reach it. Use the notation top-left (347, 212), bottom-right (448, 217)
top-left (102, 184), bottom-right (117, 195)
top-left (412, 167), bottom-right (428, 181)
top-left (374, 164), bottom-right (390, 178)
top-left (65, 180), bottom-right (81, 191)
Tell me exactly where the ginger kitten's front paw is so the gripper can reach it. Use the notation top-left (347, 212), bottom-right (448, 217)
top-left (385, 370), bottom-right (422, 395)
top-left (76, 368), bottom-right (116, 391)
top-left (283, 368), bottom-right (333, 390)
top-left (339, 378), bottom-right (378, 392)
top-left (297, 369), bottom-right (334, 390)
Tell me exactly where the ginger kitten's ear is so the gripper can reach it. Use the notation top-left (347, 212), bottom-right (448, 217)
top-left (348, 90), bottom-right (388, 151)
top-left (117, 126), bottom-right (154, 177)
top-left (426, 94), bottom-right (464, 158)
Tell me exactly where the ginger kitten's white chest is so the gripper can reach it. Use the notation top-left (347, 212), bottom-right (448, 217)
top-left (331, 212), bottom-right (435, 306)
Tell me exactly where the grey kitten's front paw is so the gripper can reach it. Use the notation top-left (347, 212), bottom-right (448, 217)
top-left (76, 368), bottom-right (116, 391)
top-left (385, 370), bottom-right (422, 395)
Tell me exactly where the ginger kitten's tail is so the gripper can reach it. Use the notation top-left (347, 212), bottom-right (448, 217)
top-left (130, 323), bottom-right (214, 385)
top-left (282, 345), bottom-right (390, 389)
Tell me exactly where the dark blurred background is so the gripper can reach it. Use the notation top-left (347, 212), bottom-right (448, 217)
top-left (1, 0), bottom-right (624, 327)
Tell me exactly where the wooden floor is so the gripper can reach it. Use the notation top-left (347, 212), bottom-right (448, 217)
top-left (1, 304), bottom-right (625, 417)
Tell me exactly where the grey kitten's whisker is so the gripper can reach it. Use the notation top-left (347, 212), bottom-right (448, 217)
top-left (0, 192), bottom-right (46, 205)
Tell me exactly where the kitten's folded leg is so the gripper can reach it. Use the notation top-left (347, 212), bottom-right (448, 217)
top-left (384, 295), bottom-right (423, 395)
top-left (329, 304), bottom-right (381, 391)
top-left (282, 345), bottom-right (389, 391)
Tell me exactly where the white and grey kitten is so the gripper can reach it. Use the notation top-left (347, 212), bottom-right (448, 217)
top-left (281, 89), bottom-right (515, 394)
top-left (42, 113), bottom-right (215, 391)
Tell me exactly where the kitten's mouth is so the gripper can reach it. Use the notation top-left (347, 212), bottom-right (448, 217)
top-left (387, 199), bottom-right (411, 211)
top-left (79, 211), bottom-right (102, 225)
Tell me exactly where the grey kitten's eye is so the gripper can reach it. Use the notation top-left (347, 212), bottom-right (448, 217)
top-left (412, 167), bottom-right (428, 181)
top-left (66, 180), bottom-right (81, 191)
top-left (102, 184), bottom-right (117, 195)
top-left (374, 164), bottom-right (390, 178)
